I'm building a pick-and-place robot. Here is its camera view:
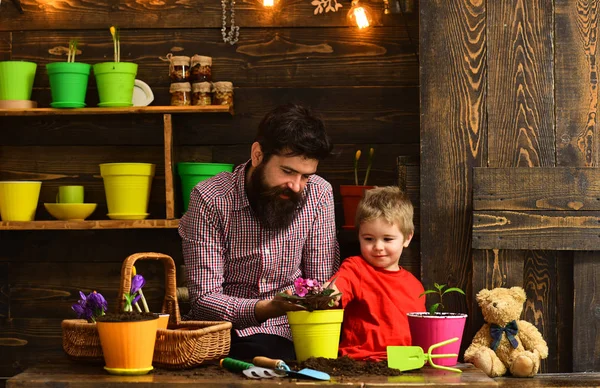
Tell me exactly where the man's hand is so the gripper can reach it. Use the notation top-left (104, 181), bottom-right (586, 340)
top-left (255, 289), bottom-right (306, 322)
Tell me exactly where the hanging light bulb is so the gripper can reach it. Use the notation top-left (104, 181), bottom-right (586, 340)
top-left (263, 0), bottom-right (274, 6)
top-left (347, 0), bottom-right (372, 29)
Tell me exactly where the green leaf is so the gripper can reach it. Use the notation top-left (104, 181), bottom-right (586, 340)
top-left (442, 287), bottom-right (465, 296)
top-left (428, 303), bottom-right (441, 315)
top-left (434, 283), bottom-right (446, 291)
top-left (419, 290), bottom-right (438, 298)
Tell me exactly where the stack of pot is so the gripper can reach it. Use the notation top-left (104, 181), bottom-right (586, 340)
top-left (0, 61), bottom-right (38, 108)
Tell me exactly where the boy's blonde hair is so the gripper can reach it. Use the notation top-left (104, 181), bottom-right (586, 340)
top-left (355, 186), bottom-right (414, 237)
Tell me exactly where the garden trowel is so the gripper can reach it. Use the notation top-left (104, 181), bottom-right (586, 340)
top-left (387, 337), bottom-right (462, 373)
top-left (252, 356), bottom-right (330, 381)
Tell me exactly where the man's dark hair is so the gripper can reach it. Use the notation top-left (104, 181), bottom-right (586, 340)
top-left (255, 103), bottom-right (333, 161)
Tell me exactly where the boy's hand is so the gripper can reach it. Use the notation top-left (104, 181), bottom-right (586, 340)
top-left (324, 281), bottom-right (342, 306)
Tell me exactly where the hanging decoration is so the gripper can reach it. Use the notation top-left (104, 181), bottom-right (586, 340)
top-left (221, 0), bottom-right (240, 45)
top-left (311, 0), bottom-right (343, 14)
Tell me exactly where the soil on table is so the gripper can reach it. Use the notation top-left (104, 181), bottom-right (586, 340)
top-left (95, 312), bottom-right (157, 322)
top-left (154, 356), bottom-right (401, 378)
top-left (298, 356), bottom-right (401, 376)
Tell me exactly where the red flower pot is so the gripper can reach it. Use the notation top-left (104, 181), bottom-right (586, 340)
top-left (339, 185), bottom-right (374, 228)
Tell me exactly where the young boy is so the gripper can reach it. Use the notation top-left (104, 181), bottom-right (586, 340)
top-left (330, 186), bottom-right (425, 361)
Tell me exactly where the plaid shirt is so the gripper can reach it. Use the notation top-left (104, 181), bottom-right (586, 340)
top-left (179, 160), bottom-right (340, 339)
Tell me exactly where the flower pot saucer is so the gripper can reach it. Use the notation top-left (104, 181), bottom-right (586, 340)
top-left (51, 101), bottom-right (86, 108)
top-left (107, 213), bottom-right (149, 220)
top-left (98, 102), bottom-right (134, 107)
top-left (104, 366), bottom-right (153, 376)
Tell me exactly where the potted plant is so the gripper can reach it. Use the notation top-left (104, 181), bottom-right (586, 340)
top-left (95, 271), bottom-right (159, 375)
top-left (46, 39), bottom-right (92, 108)
top-left (277, 277), bottom-right (343, 361)
top-left (339, 148), bottom-right (375, 229)
top-left (407, 283), bottom-right (467, 367)
top-left (93, 26), bottom-right (137, 107)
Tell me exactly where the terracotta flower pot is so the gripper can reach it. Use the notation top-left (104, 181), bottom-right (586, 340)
top-left (339, 185), bottom-right (374, 229)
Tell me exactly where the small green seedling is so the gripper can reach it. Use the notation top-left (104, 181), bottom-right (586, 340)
top-left (419, 283), bottom-right (465, 315)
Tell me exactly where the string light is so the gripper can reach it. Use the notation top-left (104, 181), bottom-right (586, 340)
top-left (347, 0), bottom-right (372, 29)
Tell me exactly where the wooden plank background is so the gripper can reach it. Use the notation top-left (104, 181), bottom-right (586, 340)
top-left (423, 0), bottom-right (600, 374)
top-left (0, 0), bottom-right (420, 379)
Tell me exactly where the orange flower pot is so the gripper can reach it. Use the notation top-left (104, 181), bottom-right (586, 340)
top-left (96, 317), bottom-right (158, 375)
top-left (339, 185), bottom-right (374, 229)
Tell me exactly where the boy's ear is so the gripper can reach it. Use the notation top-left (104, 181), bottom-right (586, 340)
top-left (403, 232), bottom-right (414, 247)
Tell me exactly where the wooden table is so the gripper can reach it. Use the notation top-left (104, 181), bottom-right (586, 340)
top-left (9, 362), bottom-right (600, 387)
top-left (6, 363), bottom-right (496, 387)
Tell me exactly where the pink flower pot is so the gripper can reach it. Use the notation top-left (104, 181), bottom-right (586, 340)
top-left (407, 312), bottom-right (467, 366)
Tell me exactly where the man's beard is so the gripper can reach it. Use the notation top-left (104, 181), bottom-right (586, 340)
top-left (246, 163), bottom-right (306, 230)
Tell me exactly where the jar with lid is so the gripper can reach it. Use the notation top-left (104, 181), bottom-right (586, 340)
top-left (192, 82), bottom-right (212, 106)
top-left (212, 81), bottom-right (234, 106)
top-left (190, 55), bottom-right (212, 82)
top-left (168, 54), bottom-right (191, 82)
top-left (170, 82), bottom-right (192, 106)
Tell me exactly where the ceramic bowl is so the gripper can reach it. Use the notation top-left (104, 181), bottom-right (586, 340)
top-left (44, 203), bottom-right (97, 221)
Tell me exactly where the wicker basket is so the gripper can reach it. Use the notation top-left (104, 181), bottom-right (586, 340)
top-left (61, 319), bottom-right (103, 362)
top-left (118, 252), bottom-right (232, 369)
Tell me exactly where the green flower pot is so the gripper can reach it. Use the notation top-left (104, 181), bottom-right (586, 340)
top-left (0, 61), bottom-right (37, 100)
top-left (177, 162), bottom-right (234, 212)
top-left (93, 62), bottom-right (137, 107)
top-left (46, 62), bottom-right (91, 108)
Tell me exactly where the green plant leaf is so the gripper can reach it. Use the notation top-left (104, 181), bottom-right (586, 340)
top-left (442, 287), bottom-right (465, 296)
top-left (419, 290), bottom-right (438, 298)
top-left (434, 283), bottom-right (445, 291)
top-left (428, 303), bottom-right (441, 315)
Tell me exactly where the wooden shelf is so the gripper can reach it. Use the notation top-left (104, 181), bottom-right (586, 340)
top-left (0, 105), bottom-right (233, 116)
top-left (0, 219), bottom-right (180, 230)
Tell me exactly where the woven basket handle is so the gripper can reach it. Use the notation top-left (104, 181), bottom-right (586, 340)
top-left (117, 252), bottom-right (181, 325)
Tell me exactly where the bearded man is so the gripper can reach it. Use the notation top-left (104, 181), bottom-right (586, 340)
top-left (179, 103), bottom-right (340, 360)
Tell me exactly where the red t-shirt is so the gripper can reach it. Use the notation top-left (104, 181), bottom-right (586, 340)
top-left (332, 256), bottom-right (426, 361)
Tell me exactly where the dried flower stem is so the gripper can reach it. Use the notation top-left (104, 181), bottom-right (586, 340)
top-left (363, 147), bottom-right (374, 185)
top-left (354, 150), bottom-right (361, 185)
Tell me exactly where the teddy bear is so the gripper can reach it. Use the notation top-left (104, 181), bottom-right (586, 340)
top-left (464, 286), bottom-right (548, 378)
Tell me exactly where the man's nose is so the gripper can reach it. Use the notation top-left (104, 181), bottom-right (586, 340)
top-left (287, 176), bottom-right (302, 192)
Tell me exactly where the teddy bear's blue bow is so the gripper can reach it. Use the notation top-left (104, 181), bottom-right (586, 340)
top-left (490, 320), bottom-right (519, 351)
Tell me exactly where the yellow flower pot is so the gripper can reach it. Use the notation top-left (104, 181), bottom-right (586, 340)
top-left (100, 163), bottom-right (155, 220)
top-left (286, 309), bottom-right (344, 362)
top-left (0, 181), bottom-right (42, 221)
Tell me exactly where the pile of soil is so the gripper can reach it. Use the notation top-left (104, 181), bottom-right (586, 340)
top-left (298, 356), bottom-right (402, 377)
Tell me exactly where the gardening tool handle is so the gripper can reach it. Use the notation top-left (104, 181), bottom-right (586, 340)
top-left (117, 252), bottom-right (180, 325)
top-left (221, 357), bottom-right (254, 372)
top-left (430, 353), bottom-right (458, 359)
top-left (253, 357), bottom-right (287, 370)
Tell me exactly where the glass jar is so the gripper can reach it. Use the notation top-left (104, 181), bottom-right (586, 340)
top-left (190, 55), bottom-right (212, 82)
top-left (170, 82), bottom-right (192, 106)
top-left (212, 81), bottom-right (234, 106)
top-left (168, 55), bottom-right (190, 82)
top-left (192, 82), bottom-right (212, 106)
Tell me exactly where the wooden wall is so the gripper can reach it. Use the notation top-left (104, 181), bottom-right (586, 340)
top-left (0, 0), bottom-right (419, 380)
top-left (421, 0), bottom-right (599, 373)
